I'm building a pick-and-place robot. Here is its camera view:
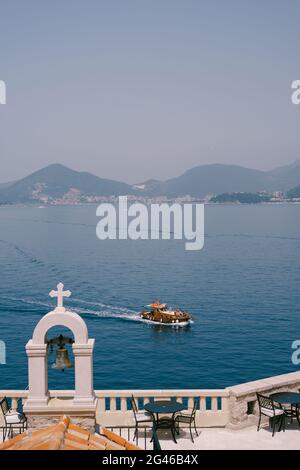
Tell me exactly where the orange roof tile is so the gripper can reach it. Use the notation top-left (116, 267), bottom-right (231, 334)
top-left (101, 427), bottom-right (128, 447)
top-left (0, 415), bottom-right (142, 451)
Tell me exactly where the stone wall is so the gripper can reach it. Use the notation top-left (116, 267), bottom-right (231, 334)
top-left (27, 415), bottom-right (96, 433)
top-left (225, 371), bottom-right (300, 430)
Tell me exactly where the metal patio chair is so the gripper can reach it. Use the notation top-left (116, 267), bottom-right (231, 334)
top-left (289, 389), bottom-right (300, 423)
top-left (256, 393), bottom-right (286, 436)
top-left (130, 395), bottom-right (153, 442)
top-left (0, 397), bottom-right (27, 441)
top-left (174, 400), bottom-right (198, 443)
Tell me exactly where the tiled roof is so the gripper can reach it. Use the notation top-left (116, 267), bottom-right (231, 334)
top-left (0, 416), bottom-right (141, 450)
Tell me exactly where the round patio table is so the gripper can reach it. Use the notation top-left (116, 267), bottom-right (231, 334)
top-left (144, 400), bottom-right (185, 443)
top-left (270, 392), bottom-right (300, 426)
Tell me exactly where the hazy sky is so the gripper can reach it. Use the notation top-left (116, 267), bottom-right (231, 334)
top-left (1, 0), bottom-right (300, 183)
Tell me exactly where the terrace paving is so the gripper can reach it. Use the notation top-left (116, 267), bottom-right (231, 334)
top-left (140, 422), bottom-right (300, 450)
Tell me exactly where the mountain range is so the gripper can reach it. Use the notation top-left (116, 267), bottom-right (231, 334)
top-left (0, 164), bottom-right (133, 204)
top-left (1, 160), bottom-right (300, 204)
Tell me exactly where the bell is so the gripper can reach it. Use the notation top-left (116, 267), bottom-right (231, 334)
top-left (51, 347), bottom-right (73, 371)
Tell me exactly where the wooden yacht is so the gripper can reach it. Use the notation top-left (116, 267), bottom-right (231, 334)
top-left (140, 301), bottom-right (192, 326)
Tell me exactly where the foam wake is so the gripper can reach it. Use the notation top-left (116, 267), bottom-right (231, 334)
top-left (71, 298), bottom-right (142, 322)
top-left (1, 295), bottom-right (142, 323)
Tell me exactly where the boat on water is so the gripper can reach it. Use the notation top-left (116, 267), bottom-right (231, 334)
top-left (140, 301), bottom-right (192, 326)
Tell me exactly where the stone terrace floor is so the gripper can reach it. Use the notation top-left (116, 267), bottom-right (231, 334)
top-left (140, 422), bottom-right (300, 450)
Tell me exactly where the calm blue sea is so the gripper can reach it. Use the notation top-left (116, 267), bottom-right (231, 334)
top-left (0, 204), bottom-right (299, 391)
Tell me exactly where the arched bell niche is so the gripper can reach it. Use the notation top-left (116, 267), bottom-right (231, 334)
top-left (24, 283), bottom-right (96, 410)
top-left (46, 325), bottom-right (75, 390)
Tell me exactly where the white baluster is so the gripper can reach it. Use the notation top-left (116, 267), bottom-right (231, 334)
top-left (188, 397), bottom-right (194, 409)
top-left (121, 397), bottom-right (127, 412)
top-left (11, 398), bottom-right (18, 411)
top-left (212, 397), bottom-right (218, 411)
top-left (200, 397), bottom-right (206, 411)
top-left (110, 397), bottom-right (117, 412)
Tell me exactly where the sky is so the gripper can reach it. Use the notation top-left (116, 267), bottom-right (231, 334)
top-left (0, 0), bottom-right (300, 184)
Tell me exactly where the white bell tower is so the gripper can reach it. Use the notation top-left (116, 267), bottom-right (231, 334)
top-left (24, 283), bottom-right (96, 411)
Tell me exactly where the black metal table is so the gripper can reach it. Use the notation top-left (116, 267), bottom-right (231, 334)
top-left (144, 400), bottom-right (185, 443)
top-left (270, 392), bottom-right (300, 426)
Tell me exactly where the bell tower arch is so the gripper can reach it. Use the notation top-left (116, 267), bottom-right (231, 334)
top-left (24, 283), bottom-right (96, 410)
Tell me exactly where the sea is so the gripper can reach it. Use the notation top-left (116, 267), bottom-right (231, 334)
top-left (0, 204), bottom-right (299, 391)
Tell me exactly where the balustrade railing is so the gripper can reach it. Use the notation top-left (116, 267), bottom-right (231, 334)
top-left (95, 389), bottom-right (230, 427)
top-left (0, 389), bottom-right (230, 428)
top-left (2, 371), bottom-right (300, 433)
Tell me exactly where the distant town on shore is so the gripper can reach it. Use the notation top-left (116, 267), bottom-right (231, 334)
top-left (1, 160), bottom-right (300, 205)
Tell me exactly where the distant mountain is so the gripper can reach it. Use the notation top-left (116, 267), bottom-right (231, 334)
top-left (135, 160), bottom-right (300, 198)
top-left (287, 184), bottom-right (300, 198)
top-left (0, 164), bottom-right (135, 204)
top-left (139, 164), bottom-right (277, 198)
top-left (268, 159), bottom-right (300, 190)
top-left (1, 160), bottom-right (300, 204)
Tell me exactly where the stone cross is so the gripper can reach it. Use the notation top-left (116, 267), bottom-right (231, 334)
top-left (49, 282), bottom-right (71, 311)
